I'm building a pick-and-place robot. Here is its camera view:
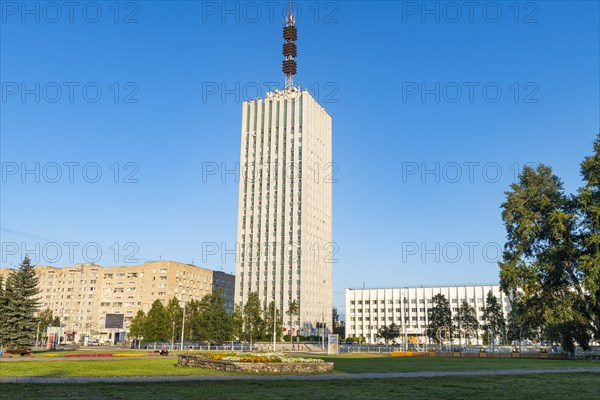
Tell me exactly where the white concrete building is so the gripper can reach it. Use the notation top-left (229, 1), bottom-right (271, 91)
top-left (235, 88), bottom-right (333, 334)
top-left (345, 284), bottom-right (511, 344)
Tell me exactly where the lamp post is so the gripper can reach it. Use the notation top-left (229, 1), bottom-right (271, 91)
top-left (401, 291), bottom-right (406, 352)
top-left (35, 320), bottom-right (40, 348)
top-left (321, 308), bottom-right (325, 352)
top-left (171, 320), bottom-right (175, 350)
top-left (272, 294), bottom-right (277, 352)
top-left (57, 308), bottom-right (64, 350)
top-left (180, 300), bottom-right (186, 351)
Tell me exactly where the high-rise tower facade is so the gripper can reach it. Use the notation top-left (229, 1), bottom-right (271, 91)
top-left (234, 87), bottom-right (332, 334)
top-left (234, 1), bottom-right (332, 335)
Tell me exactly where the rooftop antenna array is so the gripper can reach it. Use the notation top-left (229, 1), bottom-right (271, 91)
top-left (282, 0), bottom-right (297, 90)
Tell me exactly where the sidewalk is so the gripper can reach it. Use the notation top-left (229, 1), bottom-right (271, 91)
top-left (2, 367), bottom-right (598, 384)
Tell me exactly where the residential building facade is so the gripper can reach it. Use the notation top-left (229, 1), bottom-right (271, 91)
top-left (0, 260), bottom-right (234, 344)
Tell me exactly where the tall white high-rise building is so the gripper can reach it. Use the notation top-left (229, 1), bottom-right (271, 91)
top-left (235, 87), bottom-right (332, 335)
top-left (234, 2), bottom-right (332, 334)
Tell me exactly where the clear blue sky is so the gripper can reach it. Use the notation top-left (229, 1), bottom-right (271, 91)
top-left (1, 1), bottom-right (598, 314)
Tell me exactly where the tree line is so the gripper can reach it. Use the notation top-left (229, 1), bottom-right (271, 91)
top-left (128, 292), bottom-right (294, 346)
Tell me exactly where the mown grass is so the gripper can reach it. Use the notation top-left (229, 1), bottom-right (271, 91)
top-left (0, 358), bottom-right (224, 377)
top-left (1, 352), bottom-right (595, 377)
top-left (2, 373), bottom-right (599, 400)
top-left (319, 354), bottom-right (595, 373)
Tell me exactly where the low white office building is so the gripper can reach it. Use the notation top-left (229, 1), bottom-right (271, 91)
top-left (345, 284), bottom-right (511, 344)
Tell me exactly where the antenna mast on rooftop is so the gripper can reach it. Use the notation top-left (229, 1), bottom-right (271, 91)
top-left (282, 0), bottom-right (297, 90)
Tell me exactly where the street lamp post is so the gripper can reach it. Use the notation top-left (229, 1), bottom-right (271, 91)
top-left (171, 320), bottom-right (175, 350)
top-left (272, 295), bottom-right (277, 352)
top-left (401, 291), bottom-right (406, 352)
top-left (35, 321), bottom-right (40, 347)
top-left (321, 308), bottom-right (325, 352)
top-left (57, 308), bottom-right (64, 350)
top-left (180, 301), bottom-right (186, 351)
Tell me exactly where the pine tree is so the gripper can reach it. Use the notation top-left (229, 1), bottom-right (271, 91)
top-left (4, 257), bottom-right (41, 349)
top-left (482, 291), bottom-right (506, 346)
top-left (453, 301), bottom-right (479, 345)
top-left (426, 294), bottom-right (452, 345)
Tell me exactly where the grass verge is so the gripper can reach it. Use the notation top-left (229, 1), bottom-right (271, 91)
top-left (1, 353), bottom-right (595, 377)
top-left (2, 373), bottom-right (599, 400)
top-left (319, 354), bottom-right (594, 373)
top-left (0, 358), bottom-right (224, 377)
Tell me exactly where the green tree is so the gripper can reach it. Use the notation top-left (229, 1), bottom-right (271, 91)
top-left (128, 310), bottom-right (146, 340)
top-left (197, 289), bottom-right (231, 341)
top-left (143, 300), bottom-right (170, 344)
top-left (377, 323), bottom-right (400, 344)
top-left (37, 308), bottom-right (60, 342)
top-left (243, 292), bottom-right (264, 346)
top-left (499, 137), bottom-right (600, 351)
top-left (230, 304), bottom-right (243, 340)
top-left (264, 301), bottom-right (283, 342)
top-left (426, 294), bottom-right (452, 345)
top-left (453, 301), bottom-right (479, 345)
top-left (186, 299), bottom-right (202, 341)
top-left (4, 257), bottom-right (41, 349)
top-left (482, 291), bottom-right (506, 346)
top-left (507, 293), bottom-right (539, 345)
top-left (165, 297), bottom-right (183, 346)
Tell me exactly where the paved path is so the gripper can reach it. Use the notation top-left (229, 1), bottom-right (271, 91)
top-left (1, 368), bottom-right (598, 384)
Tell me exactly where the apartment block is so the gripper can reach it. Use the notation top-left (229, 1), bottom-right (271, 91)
top-left (0, 260), bottom-right (234, 343)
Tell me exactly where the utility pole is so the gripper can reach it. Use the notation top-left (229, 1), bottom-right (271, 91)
top-left (180, 301), bottom-right (186, 351)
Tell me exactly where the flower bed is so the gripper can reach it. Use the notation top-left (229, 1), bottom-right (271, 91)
top-left (209, 352), bottom-right (323, 364)
top-left (65, 353), bottom-right (114, 357)
top-left (113, 353), bottom-right (144, 357)
top-left (178, 353), bottom-right (333, 374)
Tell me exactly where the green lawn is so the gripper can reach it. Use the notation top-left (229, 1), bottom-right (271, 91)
top-left (0, 358), bottom-right (224, 377)
top-left (319, 354), bottom-right (594, 373)
top-left (1, 353), bottom-right (595, 378)
top-left (2, 374), bottom-right (599, 400)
